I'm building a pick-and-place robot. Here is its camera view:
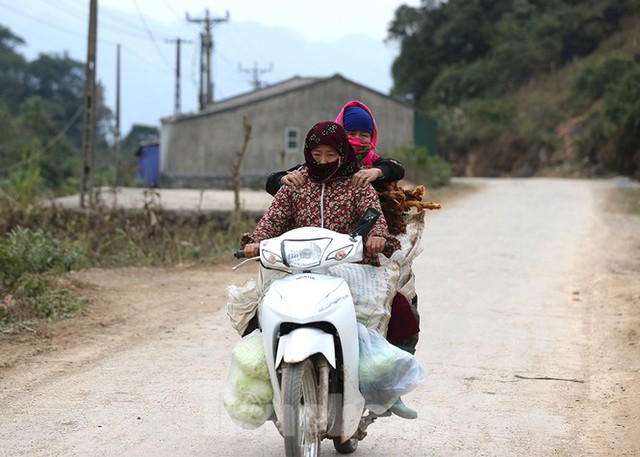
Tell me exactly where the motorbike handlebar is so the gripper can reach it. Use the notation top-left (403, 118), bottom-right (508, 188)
top-left (234, 240), bottom-right (393, 260)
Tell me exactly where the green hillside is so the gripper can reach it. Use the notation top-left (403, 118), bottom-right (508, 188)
top-left (389, 0), bottom-right (640, 179)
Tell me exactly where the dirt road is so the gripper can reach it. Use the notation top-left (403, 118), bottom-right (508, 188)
top-left (1, 178), bottom-right (639, 456)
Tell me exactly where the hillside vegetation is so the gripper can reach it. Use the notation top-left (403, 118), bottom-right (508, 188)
top-left (389, 0), bottom-right (640, 179)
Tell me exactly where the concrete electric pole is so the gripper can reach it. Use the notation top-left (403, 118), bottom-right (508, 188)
top-left (186, 9), bottom-right (229, 110)
top-left (114, 43), bottom-right (122, 186)
top-left (80, 0), bottom-right (98, 208)
top-left (165, 38), bottom-right (192, 115)
top-left (238, 61), bottom-right (273, 91)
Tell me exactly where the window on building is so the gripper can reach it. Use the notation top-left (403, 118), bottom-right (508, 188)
top-left (284, 127), bottom-right (300, 154)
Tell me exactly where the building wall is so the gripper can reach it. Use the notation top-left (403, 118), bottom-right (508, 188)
top-left (160, 77), bottom-right (415, 188)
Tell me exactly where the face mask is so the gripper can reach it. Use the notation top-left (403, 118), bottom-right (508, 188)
top-left (306, 157), bottom-right (342, 183)
top-left (348, 136), bottom-right (371, 157)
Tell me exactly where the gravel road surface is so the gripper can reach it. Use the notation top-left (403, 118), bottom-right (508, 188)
top-left (2, 178), bottom-right (638, 456)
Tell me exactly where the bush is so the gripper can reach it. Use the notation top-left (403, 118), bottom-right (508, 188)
top-left (0, 142), bottom-right (43, 210)
top-left (0, 226), bottom-right (86, 327)
top-left (569, 54), bottom-right (639, 112)
top-left (395, 146), bottom-right (451, 188)
top-left (573, 63), bottom-right (640, 177)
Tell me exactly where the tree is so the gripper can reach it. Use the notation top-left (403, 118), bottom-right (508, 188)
top-left (0, 24), bottom-right (115, 191)
top-left (0, 25), bottom-right (27, 112)
top-left (26, 52), bottom-right (86, 142)
top-left (388, 0), bottom-right (632, 108)
top-left (387, 0), bottom-right (640, 179)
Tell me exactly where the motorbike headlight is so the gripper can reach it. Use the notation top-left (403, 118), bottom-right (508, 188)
top-left (282, 238), bottom-right (331, 268)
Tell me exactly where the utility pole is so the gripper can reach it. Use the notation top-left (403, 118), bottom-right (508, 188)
top-left (238, 61), bottom-right (273, 91)
top-left (114, 43), bottom-right (122, 186)
top-left (80, 0), bottom-right (98, 208)
top-left (186, 9), bottom-right (229, 109)
top-left (165, 38), bottom-right (192, 115)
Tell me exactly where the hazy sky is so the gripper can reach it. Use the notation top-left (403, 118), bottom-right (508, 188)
top-left (1, 0), bottom-right (421, 135)
top-left (99, 0), bottom-right (420, 42)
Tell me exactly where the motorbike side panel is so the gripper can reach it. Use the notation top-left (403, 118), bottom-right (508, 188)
top-left (260, 274), bottom-right (365, 440)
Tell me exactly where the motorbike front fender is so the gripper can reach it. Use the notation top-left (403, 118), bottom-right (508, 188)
top-left (275, 327), bottom-right (336, 368)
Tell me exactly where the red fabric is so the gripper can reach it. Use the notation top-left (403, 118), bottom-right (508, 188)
top-left (348, 137), bottom-right (380, 167)
top-left (386, 293), bottom-right (420, 344)
top-left (334, 100), bottom-right (381, 166)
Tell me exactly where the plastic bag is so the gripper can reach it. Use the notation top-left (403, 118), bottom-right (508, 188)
top-left (379, 210), bottom-right (426, 301)
top-left (232, 327), bottom-right (270, 381)
top-left (223, 330), bottom-right (274, 429)
top-left (328, 263), bottom-right (399, 334)
top-left (357, 323), bottom-right (425, 414)
top-left (226, 278), bottom-right (261, 336)
top-left (227, 267), bottom-right (288, 335)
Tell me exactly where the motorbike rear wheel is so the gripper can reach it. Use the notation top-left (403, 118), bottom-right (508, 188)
top-left (333, 436), bottom-right (358, 454)
top-left (281, 359), bottom-right (321, 457)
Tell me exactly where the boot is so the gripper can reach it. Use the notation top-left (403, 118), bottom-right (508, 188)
top-left (389, 397), bottom-right (418, 419)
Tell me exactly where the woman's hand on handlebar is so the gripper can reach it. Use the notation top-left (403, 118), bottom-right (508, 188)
top-left (365, 235), bottom-right (387, 255)
top-left (243, 243), bottom-right (260, 258)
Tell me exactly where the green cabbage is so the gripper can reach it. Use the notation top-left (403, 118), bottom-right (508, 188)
top-left (359, 329), bottom-right (400, 384)
top-left (233, 333), bottom-right (270, 380)
top-left (359, 351), bottom-right (397, 384)
top-left (223, 390), bottom-right (272, 426)
top-left (235, 369), bottom-right (273, 403)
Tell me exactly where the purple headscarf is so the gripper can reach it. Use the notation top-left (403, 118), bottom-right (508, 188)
top-left (303, 121), bottom-right (360, 182)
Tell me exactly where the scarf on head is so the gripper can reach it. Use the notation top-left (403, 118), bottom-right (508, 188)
top-left (335, 100), bottom-right (381, 167)
top-left (304, 121), bottom-right (359, 183)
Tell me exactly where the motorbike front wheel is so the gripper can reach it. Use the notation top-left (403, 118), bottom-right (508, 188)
top-left (281, 359), bottom-right (321, 457)
top-left (333, 436), bottom-right (358, 454)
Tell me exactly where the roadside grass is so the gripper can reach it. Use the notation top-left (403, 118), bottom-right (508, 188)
top-left (0, 146), bottom-right (459, 331)
top-left (0, 197), bottom-right (257, 331)
top-left (0, 225), bottom-right (87, 332)
top-left (608, 186), bottom-right (640, 215)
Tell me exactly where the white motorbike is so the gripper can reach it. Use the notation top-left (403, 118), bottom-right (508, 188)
top-left (233, 208), bottom-right (391, 456)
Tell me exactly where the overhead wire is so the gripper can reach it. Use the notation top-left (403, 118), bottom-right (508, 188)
top-left (131, 0), bottom-right (172, 71)
top-left (0, 3), bottom-right (169, 129)
top-left (159, 0), bottom-right (183, 23)
top-left (0, 2), bottom-right (250, 126)
top-left (42, 104), bottom-right (84, 154)
top-left (0, 1), bottom-right (86, 41)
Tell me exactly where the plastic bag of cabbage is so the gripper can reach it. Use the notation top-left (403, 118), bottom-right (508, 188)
top-left (223, 330), bottom-right (274, 428)
top-left (357, 323), bottom-right (426, 414)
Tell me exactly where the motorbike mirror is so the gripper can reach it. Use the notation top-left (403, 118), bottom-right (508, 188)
top-left (350, 207), bottom-right (380, 239)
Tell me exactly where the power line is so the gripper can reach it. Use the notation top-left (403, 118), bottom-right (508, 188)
top-left (159, 0), bottom-right (183, 23)
top-left (2, 102), bottom-right (82, 173)
top-left (42, 104), bottom-right (84, 154)
top-left (0, 2), bottom-right (86, 41)
top-left (131, 0), bottom-right (172, 70)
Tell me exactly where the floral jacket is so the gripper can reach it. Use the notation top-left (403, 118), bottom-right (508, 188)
top-left (241, 172), bottom-right (394, 265)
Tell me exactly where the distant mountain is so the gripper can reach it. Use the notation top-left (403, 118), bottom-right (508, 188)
top-left (116, 20), bottom-right (398, 133)
top-left (3, 10), bottom-right (398, 136)
top-left (200, 21), bottom-right (398, 106)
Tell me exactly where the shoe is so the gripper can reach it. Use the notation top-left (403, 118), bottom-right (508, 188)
top-left (389, 397), bottom-right (418, 419)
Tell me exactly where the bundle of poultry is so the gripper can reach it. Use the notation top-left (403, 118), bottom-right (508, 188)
top-left (377, 181), bottom-right (442, 235)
